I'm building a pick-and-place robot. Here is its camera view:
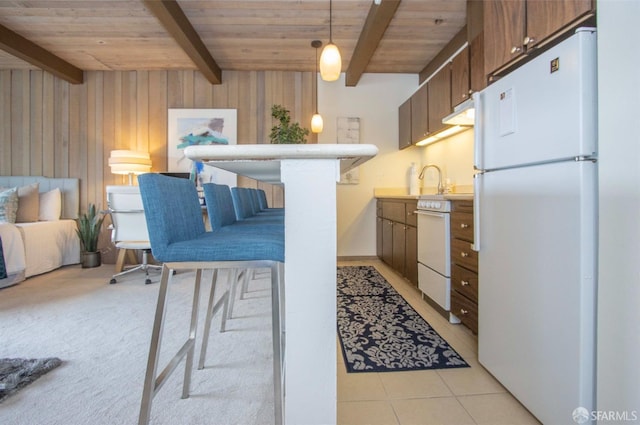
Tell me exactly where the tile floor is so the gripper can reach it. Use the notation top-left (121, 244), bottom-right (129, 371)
top-left (337, 259), bottom-right (541, 425)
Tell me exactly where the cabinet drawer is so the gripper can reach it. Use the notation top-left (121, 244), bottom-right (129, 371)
top-left (451, 212), bottom-right (474, 242)
top-left (451, 264), bottom-right (478, 302)
top-left (451, 200), bottom-right (473, 214)
top-left (382, 202), bottom-right (405, 222)
top-left (451, 290), bottom-right (478, 334)
top-left (451, 238), bottom-right (478, 272)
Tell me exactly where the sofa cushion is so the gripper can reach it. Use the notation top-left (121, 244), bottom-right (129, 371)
top-left (16, 183), bottom-right (40, 223)
top-left (0, 187), bottom-right (19, 223)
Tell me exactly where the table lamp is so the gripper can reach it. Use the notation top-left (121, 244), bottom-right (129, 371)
top-left (108, 150), bottom-right (152, 185)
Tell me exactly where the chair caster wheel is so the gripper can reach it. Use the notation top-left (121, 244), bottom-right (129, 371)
top-left (145, 279), bottom-right (152, 285)
top-left (110, 278), bottom-right (117, 284)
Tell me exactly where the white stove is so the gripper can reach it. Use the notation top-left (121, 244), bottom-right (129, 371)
top-left (416, 196), bottom-right (458, 322)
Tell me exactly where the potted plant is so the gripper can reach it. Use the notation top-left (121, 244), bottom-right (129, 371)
top-left (269, 104), bottom-right (309, 144)
top-left (76, 203), bottom-right (105, 268)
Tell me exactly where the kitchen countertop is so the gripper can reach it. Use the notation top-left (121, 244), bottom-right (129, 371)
top-left (374, 188), bottom-right (473, 201)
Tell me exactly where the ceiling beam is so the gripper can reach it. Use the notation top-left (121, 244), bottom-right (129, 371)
top-left (0, 23), bottom-right (83, 84)
top-left (345, 0), bottom-right (401, 87)
top-left (143, 0), bottom-right (222, 85)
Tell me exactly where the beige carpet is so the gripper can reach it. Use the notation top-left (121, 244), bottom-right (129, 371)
top-left (0, 265), bottom-right (275, 425)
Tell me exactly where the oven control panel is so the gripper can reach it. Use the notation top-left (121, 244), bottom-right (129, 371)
top-left (417, 199), bottom-right (451, 212)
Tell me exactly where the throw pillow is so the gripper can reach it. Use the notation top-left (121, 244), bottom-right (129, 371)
top-left (16, 183), bottom-right (40, 223)
top-left (39, 188), bottom-right (62, 221)
top-left (0, 187), bottom-right (19, 223)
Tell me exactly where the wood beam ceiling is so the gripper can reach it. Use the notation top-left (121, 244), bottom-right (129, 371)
top-left (345, 0), bottom-right (401, 87)
top-left (0, 23), bottom-right (83, 84)
top-left (143, 0), bottom-right (222, 85)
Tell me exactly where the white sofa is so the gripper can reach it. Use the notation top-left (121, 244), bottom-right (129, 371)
top-left (0, 176), bottom-right (80, 288)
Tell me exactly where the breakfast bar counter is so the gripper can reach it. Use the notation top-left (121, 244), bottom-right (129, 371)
top-left (185, 143), bottom-right (378, 425)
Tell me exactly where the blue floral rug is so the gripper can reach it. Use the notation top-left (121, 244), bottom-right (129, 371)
top-left (337, 266), bottom-right (469, 373)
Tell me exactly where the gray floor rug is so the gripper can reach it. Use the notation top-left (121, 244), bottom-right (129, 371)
top-left (0, 358), bottom-right (62, 403)
top-left (337, 266), bottom-right (469, 373)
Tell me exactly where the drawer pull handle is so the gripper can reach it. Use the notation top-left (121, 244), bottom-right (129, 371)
top-left (460, 223), bottom-right (469, 228)
top-left (461, 280), bottom-right (469, 286)
top-left (461, 252), bottom-right (469, 257)
top-left (460, 308), bottom-right (469, 315)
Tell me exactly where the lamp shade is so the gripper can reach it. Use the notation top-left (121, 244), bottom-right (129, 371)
top-left (311, 113), bottom-right (324, 133)
top-left (320, 43), bottom-right (342, 82)
top-left (108, 150), bottom-right (152, 175)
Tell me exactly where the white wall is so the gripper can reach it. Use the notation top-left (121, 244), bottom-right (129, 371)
top-left (420, 129), bottom-right (475, 193)
top-left (316, 73), bottom-right (420, 256)
top-left (596, 0), bottom-right (640, 421)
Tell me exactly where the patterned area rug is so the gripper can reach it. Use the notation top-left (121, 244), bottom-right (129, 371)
top-left (337, 266), bottom-right (469, 373)
top-left (0, 357), bottom-right (62, 403)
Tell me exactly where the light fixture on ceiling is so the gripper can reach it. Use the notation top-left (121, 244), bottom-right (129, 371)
top-left (374, 0), bottom-right (382, 4)
top-left (319, 0), bottom-right (342, 82)
top-left (108, 150), bottom-right (152, 185)
top-left (311, 40), bottom-right (324, 133)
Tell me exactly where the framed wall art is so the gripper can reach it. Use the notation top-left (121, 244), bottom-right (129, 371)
top-left (167, 108), bottom-right (238, 187)
top-left (337, 116), bottom-right (360, 184)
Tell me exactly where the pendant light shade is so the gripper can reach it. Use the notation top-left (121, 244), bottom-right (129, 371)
top-left (320, 43), bottom-right (342, 82)
top-left (311, 113), bottom-right (324, 133)
top-left (320, 0), bottom-right (341, 82)
top-left (311, 40), bottom-right (324, 133)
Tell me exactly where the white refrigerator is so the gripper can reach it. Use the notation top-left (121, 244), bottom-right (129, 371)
top-left (473, 28), bottom-right (597, 424)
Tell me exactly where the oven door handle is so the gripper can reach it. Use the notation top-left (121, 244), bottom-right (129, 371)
top-left (415, 210), bottom-right (447, 219)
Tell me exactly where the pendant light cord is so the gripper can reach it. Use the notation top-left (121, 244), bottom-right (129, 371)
top-left (329, 0), bottom-right (333, 42)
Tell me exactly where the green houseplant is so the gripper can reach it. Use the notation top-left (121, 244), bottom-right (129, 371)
top-left (269, 104), bottom-right (309, 144)
top-left (76, 203), bottom-right (105, 268)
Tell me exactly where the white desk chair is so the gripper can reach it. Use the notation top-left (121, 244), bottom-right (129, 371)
top-left (106, 185), bottom-right (161, 285)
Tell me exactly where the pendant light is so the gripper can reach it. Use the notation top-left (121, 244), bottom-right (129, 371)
top-left (311, 40), bottom-right (324, 133)
top-left (320, 0), bottom-right (342, 81)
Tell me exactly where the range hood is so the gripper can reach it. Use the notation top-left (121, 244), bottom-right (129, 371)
top-left (415, 97), bottom-right (476, 147)
top-left (442, 98), bottom-right (475, 126)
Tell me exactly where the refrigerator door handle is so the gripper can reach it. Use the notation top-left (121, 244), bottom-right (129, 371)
top-left (472, 91), bottom-right (483, 171)
top-left (472, 172), bottom-right (481, 252)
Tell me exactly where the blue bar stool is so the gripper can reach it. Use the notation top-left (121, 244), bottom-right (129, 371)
top-left (202, 183), bottom-right (284, 319)
top-left (137, 173), bottom-right (284, 425)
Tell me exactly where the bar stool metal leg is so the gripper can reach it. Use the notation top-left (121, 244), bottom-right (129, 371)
top-left (138, 265), bottom-right (204, 425)
top-left (271, 262), bottom-right (284, 425)
top-left (139, 264), bottom-right (172, 425)
top-left (198, 269), bottom-right (230, 370)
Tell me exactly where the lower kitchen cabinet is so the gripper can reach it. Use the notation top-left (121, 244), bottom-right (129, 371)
top-left (376, 198), bottom-right (418, 286)
top-left (450, 200), bottom-right (479, 333)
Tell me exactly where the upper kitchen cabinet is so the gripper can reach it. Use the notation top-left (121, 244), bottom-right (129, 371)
top-left (398, 98), bottom-right (412, 150)
top-left (451, 46), bottom-right (470, 108)
top-left (427, 64), bottom-right (452, 135)
top-left (410, 84), bottom-right (429, 145)
top-left (484, 0), bottom-right (595, 80)
top-left (483, 0), bottom-right (526, 78)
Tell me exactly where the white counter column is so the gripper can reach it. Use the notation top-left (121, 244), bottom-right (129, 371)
top-left (281, 158), bottom-right (338, 424)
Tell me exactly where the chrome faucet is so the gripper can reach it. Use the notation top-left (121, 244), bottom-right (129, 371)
top-left (418, 164), bottom-right (445, 194)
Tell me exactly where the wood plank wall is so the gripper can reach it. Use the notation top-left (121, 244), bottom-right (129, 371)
top-left (0, 69), bottom-right (317, 211)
